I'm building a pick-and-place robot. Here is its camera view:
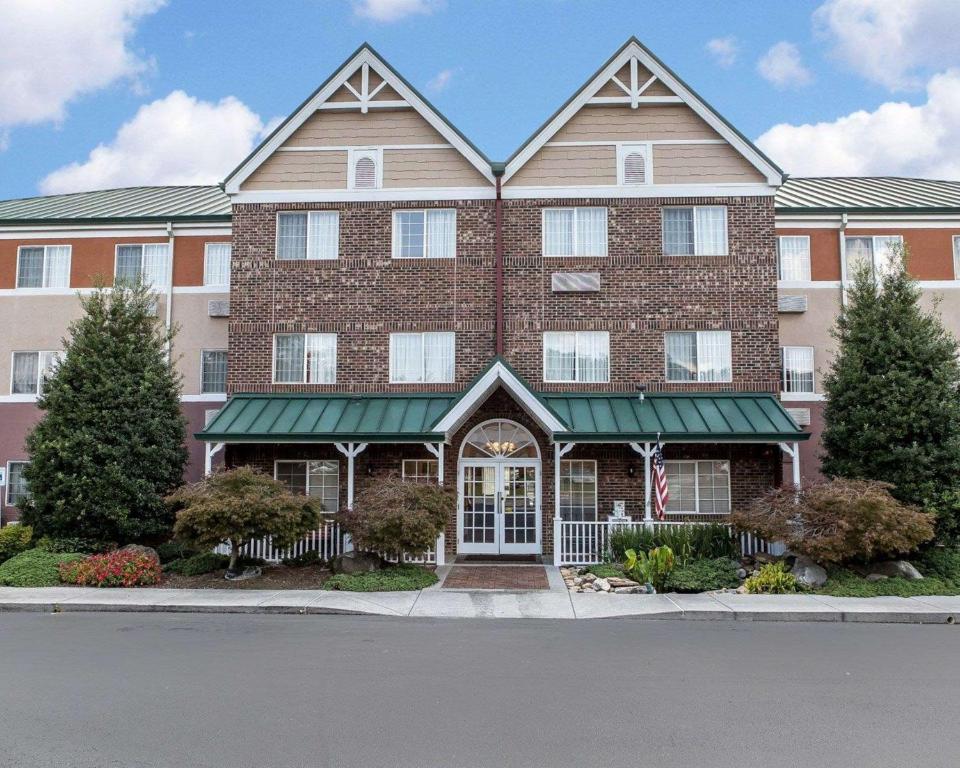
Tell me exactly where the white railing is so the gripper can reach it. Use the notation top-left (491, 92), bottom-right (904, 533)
top-left (554, 519), bottom-right (781, 566)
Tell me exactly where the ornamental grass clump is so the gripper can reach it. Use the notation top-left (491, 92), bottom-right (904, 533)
top-left (59, 550), bottom-right (162, 587)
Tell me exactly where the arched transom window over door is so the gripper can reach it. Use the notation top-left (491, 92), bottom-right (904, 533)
top-left (461, 420), bottom-right (539, 459)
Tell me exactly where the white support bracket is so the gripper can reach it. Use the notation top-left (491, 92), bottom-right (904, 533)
top-left (335, 442), bottom-right (368, 554)
top-left (779, 441), bottom-right (802, 490)
top-left (205, 442), bottom-right (225, 476)
top-left (423, 442), bottom-right (445, 486)
top-left (629, 441), bottom-right (665, 525)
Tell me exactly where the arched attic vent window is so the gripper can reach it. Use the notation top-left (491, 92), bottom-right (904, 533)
top-left (618, 144), bottom-right (649, 186)
top-left (348, 148), bottom-right (382, 190)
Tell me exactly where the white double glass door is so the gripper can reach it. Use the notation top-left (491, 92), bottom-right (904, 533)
top-left (459, 460), bottom-right (540, 554)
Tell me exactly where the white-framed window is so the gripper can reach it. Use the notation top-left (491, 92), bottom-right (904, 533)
top-left (114, 243), bottom-right (170, 287)
top-left (542, 207), bottom-right (608, 257)
top-left (665, 331), bottom-right (732, 383)
top-left (662, 206), bottom-right (728, 256)
top-left (778, 236), bottom-right (811, 281)
top-left (11, 351), bottom-right (61, 395)
top-left (782, 346), bottom-right (814, 394)
top-left (273, 333), bottom-right (337, 384)
top-left (558, 460), bottom-right (598, 521)
top-left (6, 461), bottom-right (29, 507)
top-left (203, 243), bottom-right (232, 286)
top-left (844, 235), bottom-right (903, 279)
top-left (953, 236), bottom-right (960, 279)
top-left (543, 331), bottom-right (610, 383)
top-left (16, 245), bottom-right (71, 289)
top-left (200, 350), bottom-right (228, 394)
top-left (617, 144), bottom-right (649, 185)
top-left (392, 210), bottom-right (456, 259)
top-left (275, 460), bottom-right (340, 512)
top-left (348, 148), bottom-right (382, 190)
top-left (276, 211), bottom-right (339, 260)
top-left (389, 332), bottom-right (455, 383)
top-left (402, 459), bottom-right (439, 484)
top-left (665, 460), bottom-right (730, 515)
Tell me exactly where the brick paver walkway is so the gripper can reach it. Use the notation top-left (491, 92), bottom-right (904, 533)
top-left (441, 566), bottom-right (549, 590)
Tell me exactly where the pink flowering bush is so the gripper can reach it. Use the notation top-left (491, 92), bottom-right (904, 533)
top-left (59, 550), bottom-right (162, 587)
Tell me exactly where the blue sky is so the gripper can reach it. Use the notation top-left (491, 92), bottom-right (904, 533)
top-left (2, 0), bottom-right (959, 200)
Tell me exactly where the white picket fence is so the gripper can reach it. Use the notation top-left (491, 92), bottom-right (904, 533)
top-left (555, 519), bottom-right (782, 566)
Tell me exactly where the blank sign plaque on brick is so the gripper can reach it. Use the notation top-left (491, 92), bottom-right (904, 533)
top-left (551, 272), bottom-right (601, 292)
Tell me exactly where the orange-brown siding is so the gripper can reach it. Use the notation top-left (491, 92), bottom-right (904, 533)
top-left (777, 228), bottom-right (841, 281)
top-left (845, 228), bottom-right (960, 281)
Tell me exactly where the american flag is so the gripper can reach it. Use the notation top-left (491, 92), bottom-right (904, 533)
top-left (652, 440), bottom-right (668, 521)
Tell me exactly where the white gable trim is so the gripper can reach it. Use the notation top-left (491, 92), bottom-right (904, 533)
top-left (503, 40), bottom-right (781, 186)
top-left (432, 361), bottom-right (568, 438)
top-left (225, 47), bottom-right (495, 193)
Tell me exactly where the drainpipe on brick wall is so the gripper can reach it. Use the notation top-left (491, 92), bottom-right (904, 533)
top-left (165, 221), bottom-right (175, 357)
top-left (494, 169), bottom-right (504, 356)
top-left (838, 212), bottom-right (848, 307)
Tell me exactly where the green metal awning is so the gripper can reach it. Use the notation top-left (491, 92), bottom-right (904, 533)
top-left (200, 393), bottom-right (458, 443)
top-left (541, 392), bottom-right (808, 443)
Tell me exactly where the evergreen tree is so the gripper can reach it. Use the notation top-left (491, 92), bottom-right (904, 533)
top-left (821, 245), bottom-right (960, 541)
top-left (22, 282), bottom-right (187, 542)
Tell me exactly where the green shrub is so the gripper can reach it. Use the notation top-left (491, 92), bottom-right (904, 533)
top-left (609, 523), bottom-right (737, 565)
top-left (163, 552), bottom-right (229, 576)
top-left (155, 540), bottom-right (199, 565)
top-left (323, 563), bottom-right (438, 592)
top-left (818, 567), bottom-right (960, 597)
top-left (744, 562), bottom-right (799, 594)
top-left (915, 547), bottom-right (960, 583)
top-left (0, 525), bottom-right (33, 563)
top-left (282, 549), bottom-right (322, 568)
top-left (663, 558), bottom-right (741, 593)
top-left (59, 550), bottom-right (161, 587)
top-left (0, 549), bottom-right (83, 587)
top-left (584, 563), bottom-right (623, 579)
top-left (35, 535), bottom-right (109, 554)
top-left (624, 546), bottom-right (675, 592)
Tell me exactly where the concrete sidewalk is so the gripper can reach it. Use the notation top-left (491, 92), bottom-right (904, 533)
top-left (1, 574), bottom-right (958, 623)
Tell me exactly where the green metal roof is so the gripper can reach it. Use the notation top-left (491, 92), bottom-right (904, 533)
top-left (200, 392), bottom-right (458, 443)
top-left (0, 185), bottom-right (230, 225)
top-left (776, 177), bottom-right (960, 214)
top-left (541, 392), bottom-right (807, 443)
top-left (199, 390), bottom-right (806, 444)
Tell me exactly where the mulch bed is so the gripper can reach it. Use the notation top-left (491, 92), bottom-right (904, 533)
top-left (155, 564), bottom-right (333, 590)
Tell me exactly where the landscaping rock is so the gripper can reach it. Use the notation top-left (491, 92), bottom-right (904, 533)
top-left (865, 573), bottom-right (889, 582)
top-left (582, 573), bottom-right (597, 583)
top-left (606, 577), bottom-right (640, 589)
top-left (119, 544), bottom-right (159, 562)
top-left (332, 551), bottom-right (382, 574)
top-left (788, 555), bottom-right (828, 589)
top-left (573, 576), bottom-right (583, 586)
top-left (868, 560), bottom-right (923, 581)
top-left (737, 568), bottom-right (748, 580)
top-left (754, 552), bottom-right (779, 565)
top-left (614, 586), bottom-right (643, 594)
top-left (594, 577), bottom-right (611, 592)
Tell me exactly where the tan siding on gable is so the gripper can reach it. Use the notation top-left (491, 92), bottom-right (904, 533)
top-left (642, 79), bottom-right (676, 97)
top-left (552, 104), bottom-right (724, 142)
top-left (279, 108), bottom-right (447, 147)
top-left (506, 145), bottom-right (617, 187)
top-left (242, 150), bottom-right (348, 190)
top-left (654, 144), bottom-right (765, 183)
top-left (373, 83), bottom-right (402, 101)
top-left (328, 85), bottom-right (358, 103)
top-left (384, 148), bottom-right (489, 187)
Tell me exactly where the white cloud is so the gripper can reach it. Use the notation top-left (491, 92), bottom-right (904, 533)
top-left (0, 0), bottom-right (164, 132)
top-left (757, 42), bottom-right (812, 89)
top-left (756, 69), bottom-right (960, 178)
top-left (425, 68), bottom-right (454, 93)
top-left (352, 0), bottom-right (443, 23)
top-left (815, 0), bottom-right (960, 91)
top-left (706, 37), bottom-right (739, 68)
top-left (40, 91), bottom-right (268, 194)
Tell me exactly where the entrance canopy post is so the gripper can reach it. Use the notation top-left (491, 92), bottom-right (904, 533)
top-left (553, 442), bottom-right (576, 566)
top-left (335, 442), bottom-right (368, 553)
top-left (423, 442), bottom-right (445, 486)
top-left (629, 442), bottom-right (654, 528)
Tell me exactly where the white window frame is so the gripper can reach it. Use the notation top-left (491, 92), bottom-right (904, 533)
top-left (616, 143), bottom-right (652, 186)
top-left (348, 147), bottom-right (383, 190)
top-left (662, 205), bottom-right (728, 256)
top-left (15, 245), bottom-right (72, 289)
top-left (10, 350), bottom-right (61, 397)
top-left (113, 243), bottom-right (171, 287)
top-left (391, 209), bottom-right (457, 259)
top-left (203, 242), bottom-right (232, 287)
top-left (542, 331), bottom-right (611, 384)
top-left (388, 332), bottom-right (456, 384)
top-left (402, 459), bottom-right (439, 484)
top-left (541, 207), bottom-right (608, 257)
top-left (274, 460), bottom-right (340, 512)
top-left (558, 459), bottom-right (598, 522)
top-left (200, 349), bottom-right (228, 395)
top-left (781, 346), bottom-right (815, 394)
top-left (5, 460), bottom-right (30, 507)
top-left (777, 235), bottom-right (811, 282)
top-left (952, 236), bottom-right (960, 279)
top-left (664, 459), bottom-right (731, 515)
top-left (271, 333), bottom-right (338, 385)
top-left (664, 331), bottom-right (732, 383)
top-left (843, 234), bottom-right (904, 280)
top-left (275, 211), bottom-right (340, 261)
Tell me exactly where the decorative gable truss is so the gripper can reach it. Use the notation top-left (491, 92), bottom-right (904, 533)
top-left (503, 38), bottom-right (783, 197)
top-left (225, 44), bottom-right (495, 201)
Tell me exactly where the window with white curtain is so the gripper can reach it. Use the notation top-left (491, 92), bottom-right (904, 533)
top-left (203, 243), bottom-right (232, 286)
top-left (665, 460), bottom-right (730, 514)
top-left (844, 235), bottom-right (903, 279)
top-left (558, 460), bottom-right (598, 521)
top-left (276, 212), bottom-right (339, 260)
top-left (543, 331), bottom-right (610, 383)
top-left (782, 346), bottom-right (814, 393)
top-left (273, 333), bottom-right (337, 384)
top-left (618, 144), bottom-right (649, 185)
top-left (665, 331), bottom-right (731, 382)
top-left (389, 332), bottom-right (455, 383)
top-left (11, 351), bottom-right (61, 395)
top-left (114, 244), bottom-right (170, 287)
top-left (778, 236), bottom-right (811, 281)
top-left (402, 460), bottom-right (439, 484)
top-left (392, 210), bottom-right (456, 258)
top-left (6, 461), bottom-right (30, 507)
top-left (16, 246), bottom-right (71, 288)
top-left (662, 206), bottom-right (728, 256)
top-left (275, 460), bottom-right (340, 512)
top-left (542, 207), bottom-right (608, 257)
top-left (954, 236), bottom-right (960, 279)
top-left (200, 350), bottom-right (228, 394)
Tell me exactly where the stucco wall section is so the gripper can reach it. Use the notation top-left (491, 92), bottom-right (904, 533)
top-left (653, 144), bottom-right (765, 183)
top-left (170, 292), bottom-right (229, 395)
